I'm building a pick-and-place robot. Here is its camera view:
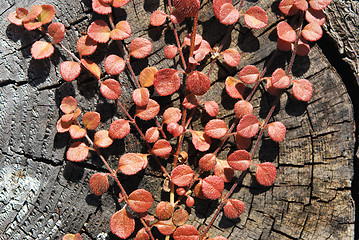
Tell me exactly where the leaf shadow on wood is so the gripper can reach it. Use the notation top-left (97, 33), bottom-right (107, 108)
top-left (63, 161), bottom-right (85, 182)
top-left (143, 0), bottom-right (161, 12)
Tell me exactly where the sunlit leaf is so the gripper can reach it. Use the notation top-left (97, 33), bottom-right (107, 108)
top-left (256, 162), bottom-right (277, 186)
top-left (110, 21), bottom-right (132, 40)
top-left (292, 79), bottom-right (313, 101)
top-left (164, 45), bottom-right (178, 59)
top-left (67, 142), bottom-right (89, 162)
top-left (23, 21), bottom-right (42, 31)
top-left (204, 119), bottom-right (228, 139)
top-left (94, 130), bottom-right (113, 148)
top-left (267, 121), bottom-right (286, 142)
top-left (100, 79), bottom-right (122, 100)
top-left (170, 9), bottom-right (185, 24)
top-left (128, 189), bottom-right (153, 213)
top-left (183, 33), bottom-right (202, 47)
top-left (171, 165), bottom-right (194, 187)
top-left (225, 76), bottom-right (245, 99)
top-left (173, 225), bottom-right (200, 240)
top-left (136, 99), bottom-right (160, 120)
top-left (132, 88), bottom-right (149, 107)
top-left (227, 150), bottom-right (251, 171)
top-left (222, 48), bottom-right (241, 67)
top-left (135, 228), bottom-right (150, 240)
top-left (31, 41), bottom-right (54, 59)
top-left (224, 199), bottom-right (245, 219)
top-left (214, 160), bottom-right (234, 182)
top-left (204, 101), bottom-right (219, 117)
top-left (60, 61), bottom-right (81, 82)
top-left (279, 0), bottom-right (299, 16)
top-left (109, 119), bottom-right (130, 139)
top-left (82, 111), bottom-right (101, 130)
top-left (277, 21), bottom-right (296, 43)
top-left (234, 100), bottom-right (253, 119)
top-left (163, 107), bottom-right (182, 124)
top-left (92, 0), bottom-right (112, 15)
top-left (69, 125), bottom-right (86, 139)
top-left (301, 22), bottom-right (323, 41)
top-left (112, 0), bottom-right (130, 8)
top-left (77, 35), bottom-right (97, 56)
top-left (154, 69), bottom-right (181, 96)
top-left (118, 153), bottom-right (146, 175)
top-left (110, 208), bottom-right (135, 239)
top-left (213, 0), bottom-right (232, 20)
top-left (130, 37), bottom-right (152, 59)
top-left (244, 6), bottom-right (268, 29)
top-left (271, 68), bottom-right (291, 89)
top-left (156, 201), bottom-right (174, 220)
top-left (139, 66), bottom-right (157, 87)
top-left (150, 10), bottom-right (167, 26)
top-left (308, 0), bottom-right (331, 11)
top-left (152, 139), bottom-right (172, 158)
top-left (219, 3), bottom-right (240, 25)
top-left (186, 71), bottom-right (210, 96)
top-left (238, 65), bottom-right (260, 84)
top-left (22, 5), bottom-right (42, 22)
top-left (293, 0), bottom-right (308, 11)
top-left (172, 208), bottom-right (189, 226)
top-left (87, 20), bottom-right (111, 43)
top-left (266, 77), bottom-right (281, 96)
top-left (60, 96), bottom-right (77, 114)
top-left (37, 4), bottom-right (56, 24)
top-left (8, 8), bottom-right (28, 26)
top-left (236, 114), bottom-right (259, 138)
top-left (145, 127), bottom-right (159, 143)
top-left (56, 119), bottom-right (72, 133)
top-left (104, 55), bottom-right (125, 75)
top-left (202, 175), bottom-right (224, 199)
top-left (199, 153), bottom-right (217, 171)
top-left (62, 233), bottom-right (82, 240)
top-left (191, 130), bottom-right (211, 151)
top-left (167, 122), bottom-right (184, 137)
top-left (89, 173), bottom-right (109, 196)
top-left (155, 220), bottom-right (177, 236)
top-left (81, 58), bottom-right (101, 80)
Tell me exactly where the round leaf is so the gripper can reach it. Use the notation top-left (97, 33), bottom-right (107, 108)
top-left (22, 5), bottom-right (42, 22)
top-left (87, 20), bottom-right (111, 43)
top-left (234, 100), bottom-right (253, 119)
top-left (163, 107), bottom-right (182, 124)
top-left (60, 61), bottom-right (81, 82)
top-left (167, 123), bottom-right (184, 137)
top-left (109, 119), bottom-right (131, 139)
top-left (104, 55), bottom-right (125, 75)
top-left (136, 99), bottom-right (160, 120)
top-left (293, 0), bottom-right (308, 11)
top-left (110, 208), bottom-right (135, 239)
top-left (82, 111), bottom-right (101, 130)
top-left (89, 173), bottom-right (109, 196)
top-left (110, 21), bottom-right (132, 40)
top-left (225, 76), bottom-right (245, 99)
top-left (38, 4), bottom-right (55, 24)
top-left (56, 119), bottom-right (72, 133)
top-left (48, 22), bottom-right (65, 43)
top-left (308, 0), bottom-right (331, 11)
top-left (204, 119), bottom-right (228, 139)
top-left (81, 58), bottom-right (101, 80)
top-left (292, 79), bottom-right (313, 101)
top-left (132, 88), bottom-right (150, 107)
top-left (152, 139), bottom-right (172, 158)
top-left (172, 0), bottom-right (200, 17)
top-left (191, 131), bottom-right (211, 151)
top-left (155, 220), bottom-right (177, 236)
top-left (172, 208), bottom-right (189, 226)
top-left (227, 150), bottom-right (251, 171)
top-left (224, 199), bottom-right (245, 219)
top-left (236, 114), bottom-right (260, 138)
top-left (130, 37), bottom-right (152, 59)
top-left (301, 22), bottom-right (323, 42)
top-left (222, 48), bottom-right (241, 67)
top-left (238, 65), bottom-right (260, 84)
top-left (67, 142), bottom-right (89, 162)
top-left (267, 121), bottom-right (286, 142)
top-left (69, 125), bottom-right (87, 139)
top-left (154, 69), bottom-right (181, 96)
top-left (186, 71), bottom-right (210, 96)
top-left (199, 153), bottom-right (217, 171)
top-left (100, 79), bottom-right (122, 100)
top-left (173, 225), bottom-right (200, 240)
top-left (213, 0), bottom-right (232, 19)
top-left (271, 68), bottom-right (291, 89)
top-left (256, 162), bottom-right (277, 186)
top-left (60, 96), bottom-right (77, 114)
top-left (277, 21), bottom-right (296, 43)
top-left (279, 0), bottom-right (299, 16)
top-left (77, 35), bottom-right (97, 56)
top-left (150, 10), bottom-right (167, 26)
top-left (118, 153), bottom-right (146, 175)
top-left (202, 175), bottom-right (224, 200)
top-left (139, 66), bottom-right (157, 87)
top-left (171, 165), bottom-right (194, 187)
top-left (156, 201), bottom-right (174, 220)
top-left (31, 41), bottom-right (54, 59)
top-left (219, 3), bottom-right (240, 25)
top-left (164, 45), bottom-right (178, 59)
top-left (145, 127), bottom-right (159, 143)
top-left (92, 0), bottom-right (112, 15)
top-left (94, 130), bottom-right (113, 148)
top-left (128, 189), bottom-right (153, 213)
top-left (135, 228), bottom-right (150, 240)
top-left (204, 101), bottom-right (219, 117)
top-left (244, 6), bottom-right (268, 29)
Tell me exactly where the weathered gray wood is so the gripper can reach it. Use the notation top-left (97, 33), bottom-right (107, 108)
top-left (0, 0), bottom-right (355, 239)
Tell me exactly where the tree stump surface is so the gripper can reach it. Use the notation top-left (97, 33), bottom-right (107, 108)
top-left (0, 0), bottom-right (355, 239)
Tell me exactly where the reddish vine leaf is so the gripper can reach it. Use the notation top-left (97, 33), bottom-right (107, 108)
top-left (156, 201), bottom-right (174, 220)
top-left (22, 5), bottom-right (42, 22)
top-left (109, 119), bottom-right (130, 139)
top-left (222, 48), bottom-right (241, 67)
top-left (152, 139), bottom-right (172, 158)
top-left (118, 153), bottom-right (146, 175)
top-left (293, 0), bottom-right (308, 11)
top-left (37, 4), bottom-right (55, 24)
top-left (204, 101), bottom-right (219, 117)
top-left (194, 180), bottom-right (208, 199)
top-left (205, 119), bottom-right (228, 139)
top-left (163, 107), bottom-right (182, 124)
top-left (56, 119), bottom-right (72, 133)
top-left (183, 33), bottom-right (202, 47)
top-left (236, 134), bottom-right (252, 150)
top-left (130, 37), bottom-right (152, 59)
top-left (308, 0), bottom-right (331, 10)
top-left (199, 153), bottom-right (217, 171)
top-left (186, 71), bottom-right (211, 96)
top-left (279, 0), bottom-right (299, 16)
top-left (213, 0), bottom-right (232, 19)
top-left (292, 79), bottom-right (313, 101)
top-left (139, 66), bottom-right (157, 87)
top-left (191, 131), bottom-right (211, 152)
top-left (60, 61), bottom-right (81, 82)
top-left (135, 228), bottom-right (150, 240)
top-left (104, 55), bottom-right (125, 75)
top-left (267, 121), bottom-right (286, 142)
top-left (92, 0), bottom-right (112, 15)
top-left (167, 122), bottom-right (184, 137)
top-left (193, 40), bottom-right (212, 61)
top-left (171, 165), bottom-right (194, 187)
top-left (69, 125), bottom-right (86, 139)
top-left (112, 0), bottom-right (130, 8)
top-left (110, 208), bottom-right (135, 239)
top-left (87, 20), bottom-right (111, 43)
top-left (61, 113), bottom-right (74, 123)
top-left (23, 20), bottom-right (42, 31)
top-left (67, 142), bottom-right (89, 162)
top-left (256, 162), bottom-right (277, 186)
top-left (295, 37), bottom-right (311, 56)
top-left (164, 45), bottom-right (178, 59)
top-left (301, 22), bottom-right (323, 41)
top-left (236, 114), bottom-right (260, 138)
top-left (77, 35), bottom-right (97, 56)
top-left (62, 233), bottom-right (83, 240)
top-left (214, 160), bottom-right (234, 182)
top-left (89, 173), bottom-right (109, 196)
top-left (238, 65), bottom-right (260, 84)
top-left (136, 99), bottom-right (160, 120)
top-left (155, 220), bottom-right (177, 236)
top-left (150, 10), bottom-right (167, 26)
top-left (145, 127), bottom-right (159, 143)
top-left (94, 130), bottom-right (113, 148)
top-left (202, 176), bottom-right (224, 200)
top-left (173, 208), bottom-right (189, 226)
top-left (172, 0), bottom-right (200, 17)
top-left (100, 79), bottom-right (122, 100)
top-left (277, 38), bottom-right (292, 52)
top-left (173, 225), bottom-right (200, 240)
top-left (182, 94), bottom-right (198, 109)
top-left (48, 22), bottom-right (65, 43)
top-left (224, 199), bottom-right (245, 219)
top-left (60, 96), bottom-right (77, 114)
top-left (72, 108), bottom-right (81, 119)
top-left (81, 58), bottom-right (101, 80)
top-left (82, 111), bottom-right (101, 130)
top-left (132, 88), bottom-right (150, 107)
top-left (128, 189), bottom-right (153, 213)
top-left (154, 68), bottom-right (181, 96)
top-left (170, 9), bottom-right (185, 24)
top-left (277, 21), bottom-right (296, 43)
top-left (219, 3), bottom-right (240, 25)
top-left (8, 8), bottom-right (28, 26)
top-left (234, 100), bottom-right (253, 119)
top-left (244, 6), bottom-right (268, 29)
top-left (227, 150), bottom-right (251, 171)
top-left (266, 77), bottom-right (281, 96)
top-left (110, 21), bottom-right (132, 40)
top-left (225, 76), bottom-right (245, 99)
top-left (271, 68), bottom-right (291, 89)
top-left (31, 41), bottom-right (54, 59)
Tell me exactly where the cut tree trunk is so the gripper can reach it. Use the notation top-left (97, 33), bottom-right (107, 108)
top-left (0, 0), bottom-right (355, 239)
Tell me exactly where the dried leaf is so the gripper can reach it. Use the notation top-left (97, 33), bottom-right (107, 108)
top-left (82, 111), bottom-right (101, 130)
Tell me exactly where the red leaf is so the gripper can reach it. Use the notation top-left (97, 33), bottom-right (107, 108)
top-left (266, 77), bottom-right (281, 96)
top-left (191, 131), bottom-right (211, 151)
top-left (236, 134), bottom-right (251, 150)
top-left (77, 35), bottom-right (97, 56)
top-left (277, 21), bottom-right (296, 43)
top-left (140, 66), bottom-right (157, 88)
top-left (224, 199), bottom-right (245, 219)
top-left (81, 58), bottom-right (101, 80)
top-left (182, 94), bottom-right (198, 109)
top-left (118, 153), bottom-right (146, 175)
top-left (292, 79), bottom-right (313, 101)
top-left (164, 45), bottom-right (178, 59)
top-left (202, 175), bottom-right (224, 199)
top-left (60, 61), bottom-right (81, 82)
top-left (104, 55), bottom-right (125, 75)
top-left (222, 48), bottom-right (241, 67)
top-left (234, 100), bottom-right (253, 119)
top-left (60, 96), bottom-right (77, 114)
top-left (194, 181), bottom-right (208, 199)
top-left (130, 38), bottom-right (152, 59)
top-left (152, 139), bottom-right (172, 158)
top-left (277, 38), bottom-right (292, 52)
top-left (150, 10), bottom-right (167, 26)
top-left (236, 114), bottom-right (259, 138)
top-left (132, 88), bottom-right (150, 107)
top-left (214, 160), bottom-right (234, 182)
top-left (128, 189), bottom-right (153, 213)
top-left (225, 76), bottom-right (245, 99)
top-left (135, 228), bottom-right (150, 240)
top-left (193, 40), bottom-right (212, 60)
top-left (72, 109), bottom-right (81, 119)
top-left (38, 4), bottom-right (56, 24)
top-left (171, 165), bottom-right (194, 187)
top-left (186, 71), bottom-right (210, 96)
top-left (244, 6), bottom-right (268, 29)
top-left (271, 68), bottom-right (291, 89)
top-left (8, 8), bottom-right (28, 26)
top-left (186, 196), bottom-right (195, 207)
top-left (204, 119), bottom-right (228, 139)
top-left (56, 119), bottom-right (72, 133)
top-left (109, 119), bottom-right (131, 139)
top-left (92, 0), bottom-right (112, 15)
top-left (23, 21), bottom-right (42, 31)
top-left (82, 111), bottom-right (101, 130)
top-left (213, 0), bottom-right (232, 20)
top-left (94, 130), bottom-right (113, 148)
top-left (172, 208), bottom-right (189, 226)
top-left (219, 3), bottom-right (240, 25)
top-left (87, 20), bottom-right (111, 43)
top-left (145, 127), bottom-right (159, 143)
top-left (184, 33), bottom-right (202, 47)
top-left (110, 21), bottom-right (132, 40)
top-left (154, 69), bottom-right (181, 96)
top-left (136, 99), bottom-right (160, 120)
top-left (256, 162), bottom-right (277, 186)
top-left (69, 125), bottom-right (87, 139)
top-left (110, 208), bottom-right (135, 239)
top-left (293, 0), bottom-right (308, 11)
top-left (89, 173), bottom-right (109, 196)
top-left (47, 22), bottom-right (65, 43)
top-left (172, 0), bottom-right (200, 17)
top-left (227, 150), bottom-right (251, 171)
top-left (204, 101), bottom-right (219, 117)
top-left (306, 8), bottom-right (326, 26)
top-left (238, 65), bottom-right (260, 84)
top-left (155, 220), bottom-right (177, 236)
top-left (308, 0), bottom-right (331, 11)
top-left (167, 123), bottom-right (184, 137)
top-left (198, 153), bottom-right (217, 171)
top-left (67, 142), bottom-right (89, 162)
top-left (156, 201), bottom-right (174, 220)
top-left (112, 0), bottom-right (130, 8)
top-left (22, 5), bottom-right (42, 22)
top-left (31, 41), bottom-right (54, 59)
top-left (301, 22), bottom-right (323, 41)
top-left (267, 121), bottom-right (286, 142)
top-left (100, 79), bottom-right (122, 100)
top-left (279, 0), bottom-right (299, 16)
top-left (173, 225), bottom-right (200, 240)
top-left (163, 107), bottom-right (182, 124)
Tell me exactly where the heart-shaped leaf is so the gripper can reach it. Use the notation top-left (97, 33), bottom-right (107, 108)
top-left (167, 123), bottom-right (184, 137)
top-left (110, 21), bottom-right (132, 40)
